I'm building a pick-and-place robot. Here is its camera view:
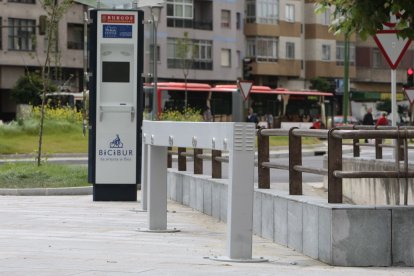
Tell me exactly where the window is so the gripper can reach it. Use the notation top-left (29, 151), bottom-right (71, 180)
top-left (67, 23), bottom-right (83, 50)
top-left (8, 18), bottom-right (36, 51)
top-left (167, 37), bottom-right (213, 70)
top-left (194, 39), bottom-right (212, 61)
top-left (285, 4), bottom-right (294, 22)
top-left (221, 49), bottom-right (231, 67)
top-left (322, 44), bottom-right (331, 61)
top-left (322, 9), bottom-right (331, 25)
top-left (336, 41), bottom-right (355, 65)
top-left (166, 0), bottom-right (194, 28)
top-left (246, 0), bottom-right (279, 24)
top-left (8, 0), bottom-right (35, 3)
top-left (236, 12), bottom-right (241, 30)
top-left (167, 0), bottom-right (193, 19)
top-left (286, 42), bottom-right (294, 59)
top-left (372, 48), bottom-right (382, 68)
top-left (221, 10), bottom-right (231, 28)
top-left (247, 36), bottom-right (278, 62)
top-left (236, 50), bottom-right (241, 68)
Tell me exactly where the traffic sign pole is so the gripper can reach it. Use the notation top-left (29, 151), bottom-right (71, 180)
top-left (374, 24), bottom-right (412, 159)
top-left (391, 69), bottom-right (397, 127)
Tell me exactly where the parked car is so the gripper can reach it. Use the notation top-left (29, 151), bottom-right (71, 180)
top-left (334, 115), bottom-right (358, 127)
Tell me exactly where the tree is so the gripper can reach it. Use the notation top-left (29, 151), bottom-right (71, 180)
top-left (176, 31), bottom-right (197, 108)
top-left (36, 0), bottom-right (73, 166)
top-left (309, 77), bottom-right (334, 92)
top-left (315, 0), bottom-right (414, 40)
top-left (11, 73), bottom-right (56, 105)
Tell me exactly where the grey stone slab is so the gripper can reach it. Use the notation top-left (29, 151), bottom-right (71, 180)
top-left (332, 209), bottom-right (391, 266)
top-left (220, 183), bottom-right (228, 223)
top-left (274, 196), bottom-right (288, 246)
top-left (182, 177), bottom-right (190, 206)
top-left (189, 178), bottom-right (197, 209)
top-left (287, 200), bottom-right (303, 252)
top-left (175, 174), bottom-right (183, 204)
top-left (203, 181), bottom-right (212, 216)
top-left (318, 206), bottom-right (332, 264)
top-left (261, 193), bottom-right (274, 240)
top-left (196, 179), bottom-right (204, 212)
top-left (392, 209), bottom-right (414, 266)
top-left (253, 192), bottom-right (262, 236)
top-left (167, 173), bottom-right (174, 200)
top-left (211, 182), bottom-right (221, 220)
top-left (302, 203), bottom-right (319, 259)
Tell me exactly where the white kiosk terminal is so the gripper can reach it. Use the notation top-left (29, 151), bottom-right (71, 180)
top-left (89, 10), bottom-right (143, 201)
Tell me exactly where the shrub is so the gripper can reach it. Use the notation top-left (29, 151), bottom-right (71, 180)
top-left (159, 107), bottom-right (203, 122)
top-left (32, 105), bottom-right (82, 123)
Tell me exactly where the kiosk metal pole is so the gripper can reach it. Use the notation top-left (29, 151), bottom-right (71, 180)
top-left (150, 5), bottom-right (163, 120)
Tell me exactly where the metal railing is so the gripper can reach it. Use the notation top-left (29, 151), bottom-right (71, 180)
top-left (258, 126), bottom-right (414, 204)
top-left (168, 147), bottom-right (227, 179)
top-left (169, 126), bottom-right (414, 205)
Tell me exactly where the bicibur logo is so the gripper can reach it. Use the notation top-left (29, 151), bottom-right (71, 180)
top-left (110, 134), bottom-right (123, 148)
top-left (99, 134), bottom-right (133, 157)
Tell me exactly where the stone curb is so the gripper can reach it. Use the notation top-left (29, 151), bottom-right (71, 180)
top-left (0, 186), bottom-right (92, 196)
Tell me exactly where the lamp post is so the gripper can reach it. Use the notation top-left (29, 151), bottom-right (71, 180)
top-left (150, 4), bottom-right (163, 120)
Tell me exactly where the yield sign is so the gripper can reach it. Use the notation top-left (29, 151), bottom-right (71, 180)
top-left (374, 30), bottom-right (412, 70)
top-left (403, 87), bottom-right (414, 104)
top-left (238, 80), bottom-right (253, 100)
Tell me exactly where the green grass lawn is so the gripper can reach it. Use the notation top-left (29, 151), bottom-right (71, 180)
top-left (0, 162), bottom-right (89, 188)
top-left (0, 115), bottom-right (321, 188)
top-left (268, 136), bottom-right (321, 147)
top-left (0, 118), bottom-right (87, 154)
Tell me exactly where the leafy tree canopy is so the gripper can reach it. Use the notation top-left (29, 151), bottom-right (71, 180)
top-left (315, 0), bottom-right (414, 40)
top-left (309, 77), bottom-right (335, 92)
top-left (11, 73), bottom-right (57, 105)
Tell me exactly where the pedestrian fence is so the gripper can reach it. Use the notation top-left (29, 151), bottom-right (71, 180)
top-left (168, 125), bottom-right (414, 204)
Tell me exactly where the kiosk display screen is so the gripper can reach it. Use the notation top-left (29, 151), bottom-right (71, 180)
top-left (102, 61), bottom-right (130, 83)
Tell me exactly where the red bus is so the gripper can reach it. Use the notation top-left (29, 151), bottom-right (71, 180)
top-left (143, 82), bottom-right (333, 127)
top-left (143, 82), bottom-right (212, 119)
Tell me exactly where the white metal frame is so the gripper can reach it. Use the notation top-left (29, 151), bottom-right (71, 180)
top-left (141, 121), bottom-right (265, 262)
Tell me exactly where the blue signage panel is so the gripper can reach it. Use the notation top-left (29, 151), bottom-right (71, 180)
top-left (103, 25), bottom-right (132, 39)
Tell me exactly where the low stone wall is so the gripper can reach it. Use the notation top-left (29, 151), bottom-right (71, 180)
top-left (323, 157), bottom-right (414, 205)
top-left (168, 169), bottom-right (414, 266)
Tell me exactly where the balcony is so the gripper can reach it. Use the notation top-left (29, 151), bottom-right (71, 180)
top-left (167, 59), bottom-right (213, 70)
top-left (167, 18), bottom-right (212, 30)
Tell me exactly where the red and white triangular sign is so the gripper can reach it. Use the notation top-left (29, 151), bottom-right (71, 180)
top-left (238, 80), bottom-right (253, 100)
top-left (374, 30), bottom-right (412, 70)
top-left (404, 88), bottom-right (414, 104)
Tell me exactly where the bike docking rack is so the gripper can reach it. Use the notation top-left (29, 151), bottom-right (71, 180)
top-left (140, 121), bottom-right (267, 262)
top-left (257, 126), bottom-right (414, 204)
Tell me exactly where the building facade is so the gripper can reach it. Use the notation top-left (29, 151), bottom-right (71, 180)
top-left (1, 0), bottom-right (413, 122)
top-left (0, 0), bottom-right (86, 121)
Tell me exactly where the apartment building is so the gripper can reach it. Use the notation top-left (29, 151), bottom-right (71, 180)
top-left (1, 0), bottom-right (413, 122)
top-left (0, 0), bottom-right (87, 121)
top-left (147, 0), bottom-right (245, 83)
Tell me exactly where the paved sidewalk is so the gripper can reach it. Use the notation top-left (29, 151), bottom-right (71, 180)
top-left (0, 193), bottom-right (411, 275)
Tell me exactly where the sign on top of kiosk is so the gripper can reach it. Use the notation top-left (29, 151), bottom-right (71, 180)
top-left (373, 29), bottom-right (412, 69)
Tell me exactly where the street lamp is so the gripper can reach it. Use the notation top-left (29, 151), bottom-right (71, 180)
top-left (149, 4), bottom-right (163, 120)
